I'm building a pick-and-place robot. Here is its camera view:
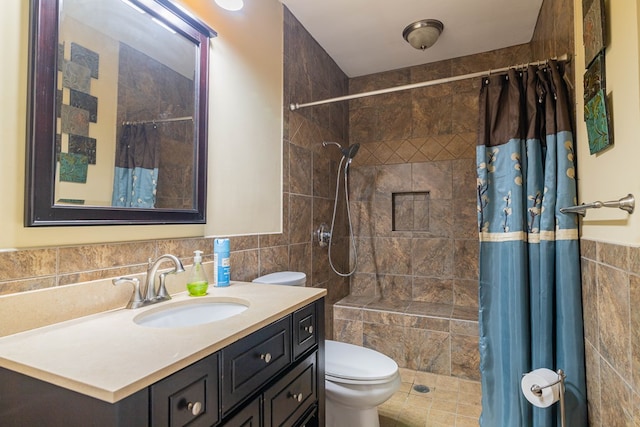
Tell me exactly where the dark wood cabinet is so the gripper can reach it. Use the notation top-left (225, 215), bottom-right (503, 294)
top-left (0, 298), bottom-right (325, 427)
top-left (150, 352), bottom-right (219, 427)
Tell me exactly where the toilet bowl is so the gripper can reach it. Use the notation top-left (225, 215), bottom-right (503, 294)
top-left (324, 340), bottom-right (401, 427)
top-left (253, 271), bottom-right (401, 427)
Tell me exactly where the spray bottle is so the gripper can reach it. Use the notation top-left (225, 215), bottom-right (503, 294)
top-left (187, 250), bottom-right (209, 296)
top-left (213, 239), bottom-right (230, 287)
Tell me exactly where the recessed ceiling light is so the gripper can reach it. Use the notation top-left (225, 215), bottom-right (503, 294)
top-left (215, 0), bottom-right (244, 11)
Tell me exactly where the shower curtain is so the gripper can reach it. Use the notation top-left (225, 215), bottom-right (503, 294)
top-left (476, 62), bottom-right (587, 426)
top-left (112, 124), bottom-right (159, 208)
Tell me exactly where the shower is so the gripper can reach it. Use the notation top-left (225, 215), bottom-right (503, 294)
top-left (319, 141), bottom-right (360, 277)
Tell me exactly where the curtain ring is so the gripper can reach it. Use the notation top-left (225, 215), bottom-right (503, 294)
top-left (484, 68), bottom-right (491, 85)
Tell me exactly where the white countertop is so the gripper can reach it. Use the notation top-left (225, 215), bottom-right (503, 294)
top-left (0, 282), bottom-right (325, 403)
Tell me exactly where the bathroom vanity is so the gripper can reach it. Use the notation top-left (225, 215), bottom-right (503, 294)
top-left (0, 283), bottom-right (325, 426)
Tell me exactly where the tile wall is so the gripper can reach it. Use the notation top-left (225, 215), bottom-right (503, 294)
top-left (331, 44), bottom-right (533, 382)
top-left (580, 239), bottom-right (640, 426)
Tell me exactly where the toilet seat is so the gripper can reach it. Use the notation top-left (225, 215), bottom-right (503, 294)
top-left (325, 340), bottom-right (399, 385)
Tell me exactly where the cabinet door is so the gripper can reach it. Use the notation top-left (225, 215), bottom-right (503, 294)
top-left (263, 352), bottom-right (317, 427)
top-left (150, 353), bottom-right (219, 427)
top-left (0, 366), bottom-right (148, 427)
top-left (222, 316), bottom-right (291, 414)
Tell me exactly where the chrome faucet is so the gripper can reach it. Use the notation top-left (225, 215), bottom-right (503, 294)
top-left (144, 254), bottom-right (186, 303)
top-left (113, 254), bottom-right (185, 309)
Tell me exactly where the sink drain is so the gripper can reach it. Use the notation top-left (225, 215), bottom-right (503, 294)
top-left (413, 384), bottom-right (430, 393)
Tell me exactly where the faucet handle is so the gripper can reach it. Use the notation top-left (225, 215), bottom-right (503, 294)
top-left (155, 270), bottom-right (175, 302)
top-left (112, 277), bottom-right (145, 309)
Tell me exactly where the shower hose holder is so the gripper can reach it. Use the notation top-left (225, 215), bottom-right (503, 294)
top-left (316, 223), bottom-right (331, 247)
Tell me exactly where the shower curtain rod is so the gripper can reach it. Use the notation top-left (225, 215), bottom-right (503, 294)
top-left (289, 53), bottom-right (570, 111)
top-left (121, 116), bottom-right (193, 126)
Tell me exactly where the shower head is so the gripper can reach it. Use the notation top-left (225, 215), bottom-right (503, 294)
top-left (344, 143), bottom-right (360, 159)
top-left (322, 141), bottom-right (360, 160)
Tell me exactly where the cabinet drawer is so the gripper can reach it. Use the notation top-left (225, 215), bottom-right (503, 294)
top-left (264, 352), bottom-right (317, 427)
top-left (222, 395), bottom-right (260, 427)
top-left (150, 352), bottom-right (219, 427)
top-left (292, 303), bottom-right (317, 360)
top-left (295, 405), bottom-right (318, 427)
top-left (222, 316), bottom-right (291, 414)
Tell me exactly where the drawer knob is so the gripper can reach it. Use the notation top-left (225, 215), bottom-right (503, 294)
top-left (261, 352), bottom-right (272, 363)
top-left (304, 325), bottom-right (314, 334)
top-left (187, 401), bottom-right (203, 416)
top-left (291, 392), bottom-right (303, 402)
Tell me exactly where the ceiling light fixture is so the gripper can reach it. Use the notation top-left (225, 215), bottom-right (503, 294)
top-left (214, 0), bottom-right (244, 11)
top-left (402, 19), bottom-right (444, 51)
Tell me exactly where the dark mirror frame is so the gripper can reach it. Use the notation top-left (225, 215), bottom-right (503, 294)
top-left (25, 0), bottom-right (216, 226)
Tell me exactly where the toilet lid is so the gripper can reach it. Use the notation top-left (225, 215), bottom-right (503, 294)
top-left (252, 271), bottom-right (306, 286)
top-left (325, 340), bottom-right (398, 382)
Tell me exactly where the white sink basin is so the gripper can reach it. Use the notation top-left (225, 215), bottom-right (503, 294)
top-left (133, 297), bottom-right (249, 328)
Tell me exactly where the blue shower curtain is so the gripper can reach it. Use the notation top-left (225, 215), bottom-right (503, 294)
top-left (476, 62), bottom-right (587, 426)
top-left (112, 123), bottom-right (159, 208)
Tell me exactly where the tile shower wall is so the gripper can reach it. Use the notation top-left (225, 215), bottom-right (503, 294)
top-left (331, 44), bottom-right (533, 382)
top-left (0, 7), bottom-right (350, 339)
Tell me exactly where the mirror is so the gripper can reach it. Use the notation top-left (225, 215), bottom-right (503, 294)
top-left (26, 0), bottom-right (216, 226)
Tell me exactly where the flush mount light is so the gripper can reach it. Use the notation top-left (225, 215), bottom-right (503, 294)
top-left (402, 19), bottom-right (444, 50)
top-left (214, 0), bottom-right (244, 11)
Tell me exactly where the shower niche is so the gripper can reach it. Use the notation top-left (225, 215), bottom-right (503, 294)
top-left (392, 191), bottom-right (430, 232)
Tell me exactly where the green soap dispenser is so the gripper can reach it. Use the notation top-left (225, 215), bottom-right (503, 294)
top-left (187, 250), bottom-right (209, 296)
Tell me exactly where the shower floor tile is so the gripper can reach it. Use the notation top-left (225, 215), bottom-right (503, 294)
top-left (379, 369), bottom-right (481, 427)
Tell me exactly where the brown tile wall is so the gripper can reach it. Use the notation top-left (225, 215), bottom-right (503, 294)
top-left (581, 239), bottom-right (640, 426)
top-left (331, 44), bottom-right (533, 381)
top-left (117, 43), bottom-right (194, 209)
top-left (0, 238), bottom-right (211, 294)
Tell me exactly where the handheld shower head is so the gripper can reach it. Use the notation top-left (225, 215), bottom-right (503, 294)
top-left (322, 141), bottom-right (360, 160)
top-left (344, 143), bottom-right (360, 159)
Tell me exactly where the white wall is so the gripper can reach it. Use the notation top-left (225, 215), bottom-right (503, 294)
top-left (176, 0), bottom-right (283, 237)
top-left (574, 0), bottom-right (640, 245)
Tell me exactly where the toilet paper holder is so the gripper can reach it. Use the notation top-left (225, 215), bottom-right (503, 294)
top-left (523, 369), bottom-right (566, 427)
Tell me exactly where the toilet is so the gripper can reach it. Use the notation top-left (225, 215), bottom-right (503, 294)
top-left (253, 272), bottom-right (402, 427)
